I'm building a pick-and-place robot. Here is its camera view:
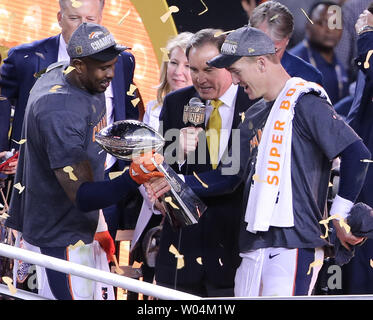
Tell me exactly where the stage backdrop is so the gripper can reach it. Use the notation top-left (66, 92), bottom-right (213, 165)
top-left (0, 0), bottom-right (179, 105)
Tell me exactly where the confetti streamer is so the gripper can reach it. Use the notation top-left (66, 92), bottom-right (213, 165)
top-left (198, 0), bottom-right (208, 15)
top-left (169, 244), bottom-right (184, 269)
top-left (131, 97), bottom-right (140, 107)
top-left (360, 159), bottom-right (373, 163)
top-left (160, 6), bottom-right (179, 23)
top-left (108, 167), bottom-right (129, 180)
top-left (193, 171), bottom-right (208, 188)
top-left (196, 257), bottom-right (203, 265)
top-left (2, 276), bottom-right (17, 295)
top-left (13, 182), bottom-right (25, 194)
top-left (364, 50), bottom-right (373, 69)
top-left (307, 259), bottom-right (323, 275)
top-left (68, 240), bottom-right (85, 250)
top-left (240, 112), bottom-right (245, 123)
top-left (35, 52), bottom-right (45, 60)
top-left (165, 196), bottom-right (180, 210)
top-left (63, 66), bottom-right (75, 75)
top-left (214, 30), bottom-right (234, 37)
top-left (11, 139), bottom-right (27, 145)
top-left (370, 259), bottom-right (373, 268)
top-left (270, 14), bottom-right (279, 21)
top-left (0, 213), bottom-right (9, 220)
top-left (127, 84), bottom-right (137, 96)
top-left (160, 47), bottom-right (170, 62)
top-left (301, 8), bottom-right (314, 24)
top-left (71, 0), bottom-right (82, 8)
top-left (63, 166), bottom-right (78, 181)
top-left (49, 85), bottom-right (62, 93)
top-left (319, 214), bottom-right (351, 238)
top-left (118, 9), bottom-right (131, 25)
top-left (219, 258), bottom-right (223, 266)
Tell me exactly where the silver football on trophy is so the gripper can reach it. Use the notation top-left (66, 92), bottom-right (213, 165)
top-left (95, 120), bottom-right (165, 160)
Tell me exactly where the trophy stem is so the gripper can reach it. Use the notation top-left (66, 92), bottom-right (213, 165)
top-left (151, 158), bottom-right (198, 225)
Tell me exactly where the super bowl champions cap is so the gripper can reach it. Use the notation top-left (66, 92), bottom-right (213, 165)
top-left (207, 26), bottom-right (276, 68)
top-left (67, 22), bottom-right (128, 61)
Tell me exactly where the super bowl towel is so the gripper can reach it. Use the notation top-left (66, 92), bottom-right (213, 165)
top-left (245, 77), bottom-right (331, 233)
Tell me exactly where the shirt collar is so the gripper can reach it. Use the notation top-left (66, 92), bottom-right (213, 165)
top-left (208, 83), bottom-right (238, 108)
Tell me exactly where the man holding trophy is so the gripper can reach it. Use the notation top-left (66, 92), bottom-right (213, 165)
top-left (5, 23), bottom-right (163, 300)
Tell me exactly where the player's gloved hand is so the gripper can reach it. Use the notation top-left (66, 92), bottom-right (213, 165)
top-left (94, 230), bottom-right (115, 262)
top-left (129, 152), bottom-right (164, 185)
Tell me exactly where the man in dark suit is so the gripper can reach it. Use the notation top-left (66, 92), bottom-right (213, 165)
top-left (153, 28), bottom-right (257, 297)
top-left (0, 0), bottom-right (139, 238)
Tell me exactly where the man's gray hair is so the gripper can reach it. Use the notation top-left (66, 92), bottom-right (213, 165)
top-left (249, 1), bottom-right (294, 41)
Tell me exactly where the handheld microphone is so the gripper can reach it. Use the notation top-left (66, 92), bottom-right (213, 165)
top-left (183, 97), bottom-right (206, 128)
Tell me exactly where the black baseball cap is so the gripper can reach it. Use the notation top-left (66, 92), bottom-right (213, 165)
top-left (207, 26), bottom-right (276, 69)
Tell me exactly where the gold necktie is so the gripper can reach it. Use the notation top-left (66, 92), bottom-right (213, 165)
top-left (207, 99), bottom-right (223, 169)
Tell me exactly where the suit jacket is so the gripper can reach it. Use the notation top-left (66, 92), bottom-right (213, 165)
top-left (0, 35), bottom-right (138, 154)
top-left (155, 85), bottom-right (256, 294)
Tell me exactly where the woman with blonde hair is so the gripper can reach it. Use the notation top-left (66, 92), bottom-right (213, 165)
top-left (131, 32), bottom-right (194, 294)
top-left (143, 32), bottom-right (194, 130)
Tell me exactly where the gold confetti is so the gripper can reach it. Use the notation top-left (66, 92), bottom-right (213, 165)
top-left (49, 85), bottom-right (62, 93)
top-left (169, 245), bottom-right (184, 269)
top-left (0, 213), bottom-right (9, 220)
top-left (219, 258), bottom-right (223, 266)
top-left (63, 66), bottom-right (75, 75)
top-left (364, 50), bottom-right (373, 69)
top-left (164, 196), bottom-right (180, 210)
top-left (2, 276), bottom-right (17, 295)
top-left (13, 182), bottom-right (25, 194)
top-left (160, 6), bottom-right (179, 23)
top-left (198, 0), bottom-right (208, 15)
top-left (360, 159), bottom-right (373, 163)
top-left (214, 30), bottom-right (234, 37)
top-left (240, 112), bottom-right (245, 123)
top-left (160, 47), bottom-right (170, 62)
top-left (63, 166), bottom-right (78, 181)
top-left (118, 9), bottom-right (131, 25)
top-left (11, 139), bottom-right (26, 145)
top-left (108, 167), bottom-right (129, 180)
top-left (248, 48), bottom-right (255, 53)
top-left (307, 259), bottom-right (323, 275)
top-left (270, 14), bottom-right (279, 21)
top-left (301, 8), bottom-right (314, 24)
top-left (319, 214), bottom-right (351, 238)
top-left (68, 240), bottom-right (85, 250)
top-left (196, 257), bottom-right (203, 265)
top-left (370, 259), bottom-right (373, 268)
top-left (193, 171), bottom-right (208, 188)
top-left (71, 0), bottom-right (82, 8)
top-left (35, 52), bottom-right (45, 60)
top-left (328, 182), bottom-right (333, 187)
top-left (127, 84), bottom-right (137, 96)
top-left (131, 97), bottom-right (140, 107)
